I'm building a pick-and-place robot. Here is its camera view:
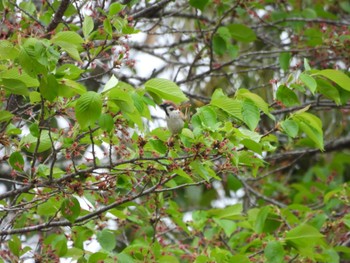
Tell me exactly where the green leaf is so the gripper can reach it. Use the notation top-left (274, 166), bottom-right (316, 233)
top-left (102, 75), bottom-right (119, 93)
top-left (227, 24), bottom-right (257, 42)
top-left (304, 58), bottom-right (311, 71)
top-left (145, 78), bottom-right (187, 103)
top-left (59, 79), bottom-right (86, 96)
top-left (75, 91), bottom-right (102, 129)
top-left (37, 197), bottom-right (62, 216)
top-left (299, 73), bottom-right (317, 94)
top-left (0, 67), bottom-right (39, 87)
top-left (39, 73), bottom-right (58, 101)
top-left (196, 106), bottom-right (218, 130)
top-left (279, 52), bottom-right (291, 71)
top-left (109, 2), bottom-right (125, 15)
top-left (213, 218), bottom-right (237, 237)
top-left (103, 19), bottom-right (113, 36)
top-left (56, 64), bottom-right (84, 79)
top-left (0, 40), bottom-right (19, 60)
top-left (0, 78), bottom-right (29, 95)
top-left (242, 99), bottom-right (259, 130)
top-left (51, 31), bottom-right (84, 46)
top-left (97, 229), bottom-right (116, 252)
top-left (212, 35), bottom-right (227, 56)
top-left (264, 241), bottom-right (285, 263)
top-left (210, 89), bottom-right (243, 121)
top-left (88, 252), bottom-right (108, 263)
top-left (241, 139), bottom-right (262, 155)
top-left (316, 78), bottom-right (341, 105)
top-left (293, 112), bottom-right (324, 150)
top-left (8, 235), bottom-right (21, 256)
top-left (280, 119), bottom-right (299, 138)
top-left (276, 85), bottom-right (300, 106)
top-left (207, 204), bottom-right (243, 220)
top-left (51, 31), bottom-right (84, 61)
top-left (98, 114), bottom-right (114, 132)
top-left (61, 197), bottom-right (80, 223)
top-left (313, 69), bottom-right (350, 91)
top-left (72, 226), bottom-right (93, 250)
top-left (285, 224), bottom-right (325, 256)
top-left (255, 206), bottom-right (270, 233)
top-left (0, 110), bottom-right (13, 122)
top-left (83, 16), bottom-right (94, 39)
top-left (189, 0), bottom-right (209, 11)
top-left (21, 130), bottom-right (55, 153)
top-left (236, 89), bottom-right (274, 119)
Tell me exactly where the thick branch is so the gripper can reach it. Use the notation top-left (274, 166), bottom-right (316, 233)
top-left (46, 0), bottom-right (70, 33)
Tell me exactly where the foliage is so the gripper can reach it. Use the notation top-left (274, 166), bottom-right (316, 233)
top-left (0, 0), bottom-right (350, 262)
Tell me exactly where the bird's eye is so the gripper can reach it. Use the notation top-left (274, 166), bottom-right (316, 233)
top-left (168, 106), bottom-right (175, 111)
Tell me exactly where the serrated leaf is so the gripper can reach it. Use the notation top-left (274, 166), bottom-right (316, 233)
top-left (227, 24), bottom-right (257, 42)
top-left (279, 52), bottom-right (291, 71)
top-left (98, 114), bottom-right (114, 132)
top-left (241, 139), bottom-right (262, 155)
top-left (276, 85), bottom-right (300, 106)
top-left (300, 73), bottom-right (317, 93)
top-left (51, 31), bottom-right (84, 46)
top-left (21, 130), bottom-right (55, 153)
top-left (102, 75), bottom-right (119, 93)
top-left (0, 40), bottom-right (19, 60)
top-left (242, 99), bottom-right (259, 130)
top-left (103, 19), bottom-right (113, 36)
top-left (189, 0), bottom-right (209, 10)
top-left (8, 236), bottom-right (21, 256)
top-left (210, 89), bottom-right (243, 121)
top-left (61, 197), bottom-right (80, 223)
top-left (213, 218), bottom-right (237, 237)
top-left (264, 241), bottom-right (285, 263)
top-left (0, 78), bottom-right (28, 95)
top-left (207, 204), bottom-right (242, 219)
top-left (0, 110), bottom-right (13, 123)
top-left (9, 152), bottom-right (24, 171)
top-left (109, 2), bottom-right (125, 15)
top-left (314, 69), bottom-right (350, 91)
top-left (316, 78), bottom-right (341, 105)
top-left (83, 16), bottom-right (94, 39)
top-left (75, 91), bottom-right (102, 129)
top-left (280, 119), bottom-right (299, 138)
top-left (236, 89), bottom-right (274, 120)
top-left (293, 112), bottom-right (324, 150)
top-left (97, 229), bottom-right (116, 251)
top-left (145, 78), bottom-right (187, 103)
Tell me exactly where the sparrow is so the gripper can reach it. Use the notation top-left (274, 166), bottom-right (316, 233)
top-left (159, 101), bottom-right (186, 134)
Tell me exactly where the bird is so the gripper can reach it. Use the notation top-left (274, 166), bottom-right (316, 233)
top-left (159, 101), bottom-right (186, 134)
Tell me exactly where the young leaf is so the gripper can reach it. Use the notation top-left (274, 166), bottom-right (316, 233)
top-left (75, 91), bottom-right (102, 129)
top-left (145, 78), bottom-right (187, 103)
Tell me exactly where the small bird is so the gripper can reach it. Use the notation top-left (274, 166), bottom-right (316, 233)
top-left (159, 101), bottom-right (186, 134)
